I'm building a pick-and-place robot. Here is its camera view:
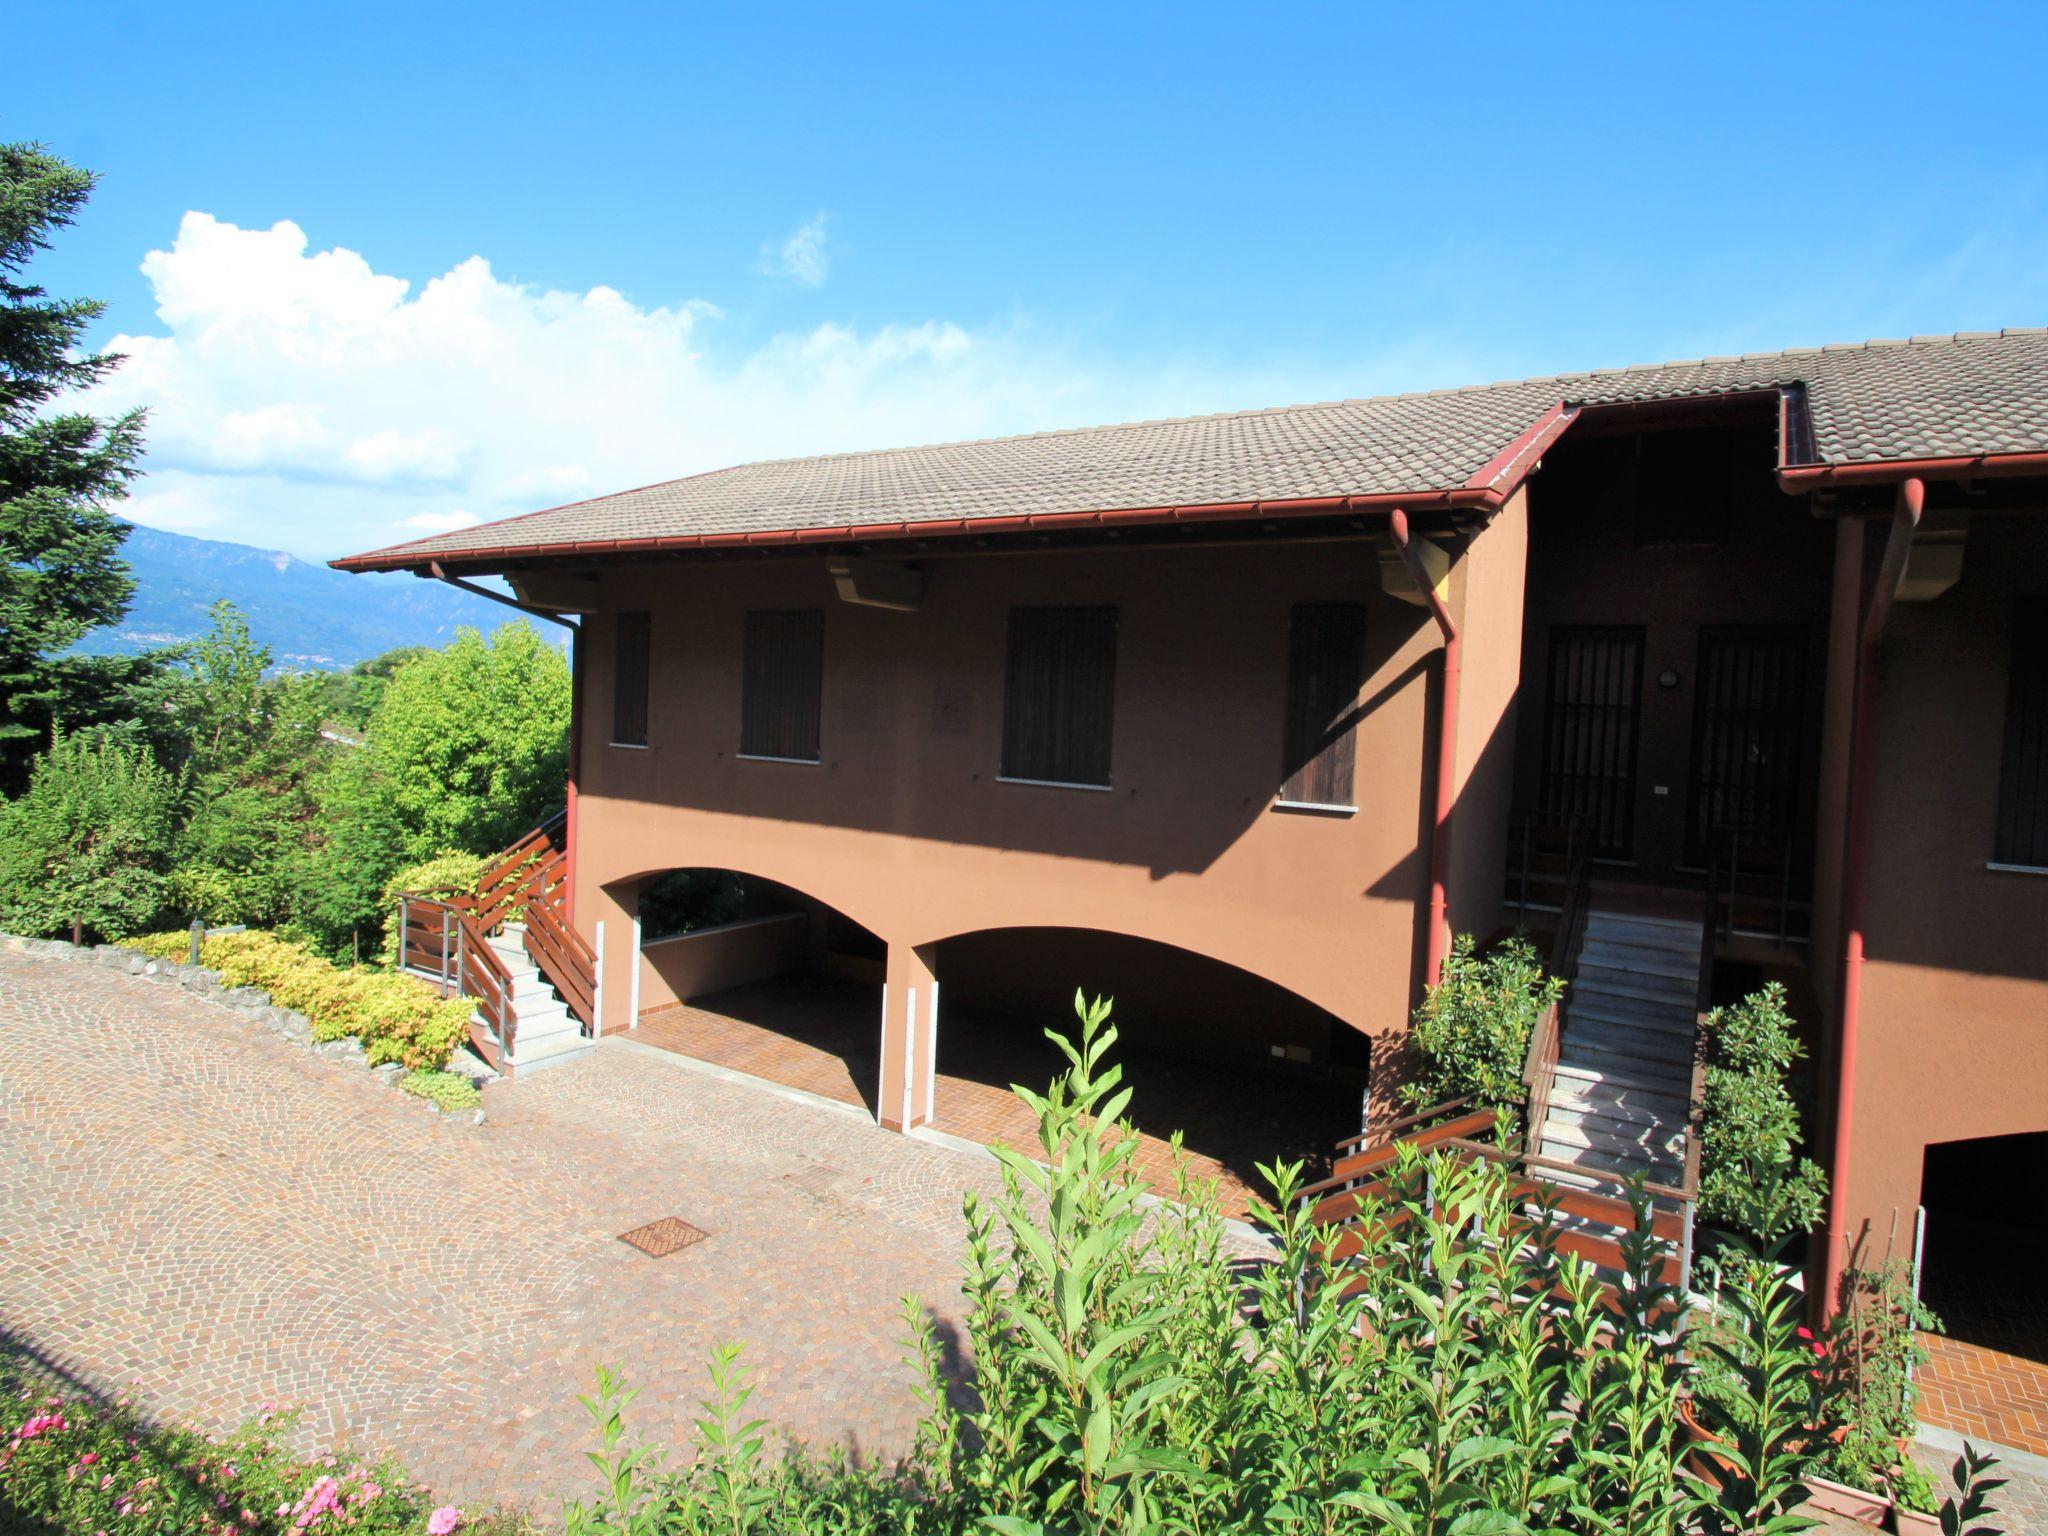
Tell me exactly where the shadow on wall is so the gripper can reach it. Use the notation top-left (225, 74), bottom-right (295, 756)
top-left (588, 540), bottom-right (1466, 889)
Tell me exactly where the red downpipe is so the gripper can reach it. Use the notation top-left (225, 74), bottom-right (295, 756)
top-left (564, 625), bottom-right (584, 925)
top-left (1821, 476), bottom-right (1923, 1317)
top-left (1389, 508), bottom-right (1460, 987)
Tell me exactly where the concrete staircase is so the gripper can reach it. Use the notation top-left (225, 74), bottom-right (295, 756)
top-left (1537, 908), bottom-right (1701, 1188)
top-left (486, 922), bottom-right (595, 1073)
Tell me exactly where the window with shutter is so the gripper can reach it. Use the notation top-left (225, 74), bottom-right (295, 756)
top-left (1000, 606), bottom-right (1118, 787)
top-left (1994, 596), bottom-right (2048, 868)
top-left (1279, 603), bottom-right (1368, 808)
top-left (740, 609), bottom-right (824, 762)
top-left (612, 610), bottom-right (650, 746)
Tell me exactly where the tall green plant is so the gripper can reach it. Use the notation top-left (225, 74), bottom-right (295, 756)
top-left (1406, 932), bottom-right (1562, 1110)
top-left (1697, 984), bottom-right (1827, 1243)
top-left (569, 994), bottom-right (1827, 1536)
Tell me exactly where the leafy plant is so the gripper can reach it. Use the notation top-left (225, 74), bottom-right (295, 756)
top-left (1936, 1441), bottom-right (2008, 1535)
top-left (125, 928), bottom-right (477, 1069)
top-left (1697, 984), bottom-right (1827, 1243)
top-left (399, 1068), bottom-right (482, 1112)
top-left (1405, 931), bottom-right (1562, 1111)
top-left (1816, 1256), bottom-right (1941, 1499)
top-left (568, 993), bottom-right (1824, 1536)
top-left (0, 730), bottom-right (177, 940)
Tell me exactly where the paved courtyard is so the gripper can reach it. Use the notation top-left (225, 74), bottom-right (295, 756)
top-left (0, 947), bottom-right (1000, 1513)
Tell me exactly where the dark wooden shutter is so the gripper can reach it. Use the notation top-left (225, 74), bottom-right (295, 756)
top-left (1685, 625), bottom-right (1807, 866)
top-left (1994, 597), bottom-right (2048, 867)
top-left (1280, 603), bottom-right (1368, 807)
top-left (1001, 606), bottom-right (1117, 786)
top-left (741, 609), bottom-right (824, 761)
top-left (1538, 626), bottom-right (1645, 859)
top-left (612, 610), bottom-right (650, 746)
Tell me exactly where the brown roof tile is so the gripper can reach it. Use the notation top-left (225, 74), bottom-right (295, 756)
top-left (337, 328), bottom-right (2048, 571)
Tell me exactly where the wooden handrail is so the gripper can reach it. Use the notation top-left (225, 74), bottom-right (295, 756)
top-left (399, 894), bottom-right (518, 1068)
top-left (1332, 1093), bottom-right (1479, 1153)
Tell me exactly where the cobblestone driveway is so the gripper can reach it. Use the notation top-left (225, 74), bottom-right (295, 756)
top-left (0, 948), bottom-right (998, 1513)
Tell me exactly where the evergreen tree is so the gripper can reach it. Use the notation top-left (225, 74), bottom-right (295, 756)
top-left (0, 142), bottom-right (148, 792)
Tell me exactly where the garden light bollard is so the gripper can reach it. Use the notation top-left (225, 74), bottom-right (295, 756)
top-left (188, 917), bottom-right (205, 966)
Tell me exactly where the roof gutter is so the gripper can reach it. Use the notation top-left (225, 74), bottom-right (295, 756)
top-left (1821, 475), bottom-right (1924, 1320)
top-left (332, 406), bottom-right (1578, 575)
top-left (1388, 508), bottom-right (1460, 990)
top-left (1777, 448), bottom-right (2048, 494)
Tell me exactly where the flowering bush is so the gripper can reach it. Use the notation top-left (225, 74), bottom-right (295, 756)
top-left (0, 1369), bottom-right (526, 1535)
top-left (125, 928), bottom-right (476, 1069)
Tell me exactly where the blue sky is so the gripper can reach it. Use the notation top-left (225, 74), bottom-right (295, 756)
top-left (11, 1), bottom-right (2048, 562)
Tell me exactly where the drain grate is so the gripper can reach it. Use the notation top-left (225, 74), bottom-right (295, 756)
top-left (617, 1217), bottom-right (708, 1258)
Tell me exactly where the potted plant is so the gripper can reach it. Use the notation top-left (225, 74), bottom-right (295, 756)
top-left (1803, 1256), bottom-right (1943, 1529)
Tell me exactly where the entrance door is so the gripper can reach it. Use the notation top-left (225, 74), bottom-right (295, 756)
top-left (1538, 626), bottom-right (1646, 859)
top-left (1685, 625), bottom-right (1806, 867)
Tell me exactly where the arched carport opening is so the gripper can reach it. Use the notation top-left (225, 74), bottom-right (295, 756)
top-left (923, 927), bottom-right (1367, 1216)
top-left (1913, 1131), bottom-right (2048, 1453)
top-left (627, 868), bottom-right (888, 1116)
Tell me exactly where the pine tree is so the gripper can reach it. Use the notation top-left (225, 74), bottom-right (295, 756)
top-left (0, 142), bottom-right (148, 792)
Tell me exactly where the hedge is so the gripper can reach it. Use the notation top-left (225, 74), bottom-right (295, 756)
top-left (126, 929), bottom-right (476, 1070)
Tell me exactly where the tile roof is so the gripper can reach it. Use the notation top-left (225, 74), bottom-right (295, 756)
top-left (337, 328), bottom-right (2048, 571)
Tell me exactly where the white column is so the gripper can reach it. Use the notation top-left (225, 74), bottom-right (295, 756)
top-left (593, 919), bottom-right (606, 1038)
top-left (628, 911), bottom-right (642, 1030)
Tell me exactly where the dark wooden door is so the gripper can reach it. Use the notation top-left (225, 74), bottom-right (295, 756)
top-left (1685, 625), bottom-right (1806, 866)
top-left (1538, 626), bottom-right (1646, 859)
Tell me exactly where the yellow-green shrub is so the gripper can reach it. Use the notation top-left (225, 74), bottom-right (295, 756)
top-left (125, 929), bottom-right (475, 1069)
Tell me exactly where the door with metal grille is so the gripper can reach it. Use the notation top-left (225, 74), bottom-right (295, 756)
top-left (1538, 626), bottom-right (1645, 859)
top-left (1685, 625), bottom-right (1806, 866)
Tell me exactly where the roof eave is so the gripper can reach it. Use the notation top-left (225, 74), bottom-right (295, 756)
top-left (328, 480), bottom-right (1529, 577)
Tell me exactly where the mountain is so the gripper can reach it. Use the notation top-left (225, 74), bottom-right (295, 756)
top-left (76, 522), bottom-right (537, 670)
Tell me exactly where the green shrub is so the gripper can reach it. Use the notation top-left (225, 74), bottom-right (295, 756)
top-left (1817, 1257), bottom-right (1943, 1501)
top-left (125, 928), bottom-right (476, 1070)
top-left (0, 732), bottom-right (177, 941)
top-left (0, 1360), bottom-right (531, 1535)
top-left (400, 1068), bottom-right (482, 1112)
top-left (1698, 982), bottom-right (1828, 1243)
top-left (374, 850), bottom-right (490, 966)
top-left (1405, 931), bottom-right (1562, 1110)
top-left (567, 994), bottom-right (1826, 1536)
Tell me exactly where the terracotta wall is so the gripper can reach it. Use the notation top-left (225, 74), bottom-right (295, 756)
top-left (637, 911), bottom-right (811, 1011)
top-left (1836, 509), bottom-right (2048, 1254)
top-left (568, 519), bottom-right (1525, 1100)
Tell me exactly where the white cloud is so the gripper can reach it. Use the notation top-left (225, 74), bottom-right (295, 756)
top-left (758, 213), bottom-right (831, 286)
top-left (400, 508), bottom-right (480, 532)
top-left (80, 211), bottom-right (1441, 563)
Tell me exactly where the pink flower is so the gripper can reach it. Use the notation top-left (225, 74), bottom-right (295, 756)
top-left (427, 1506), bottom-right (463, 1535)
top-left (80, 1451), bottom-right (99, 1466)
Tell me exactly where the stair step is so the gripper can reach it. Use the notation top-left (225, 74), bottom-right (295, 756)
top-left (1579, 939), bottom-right (1701, 977)
top-left (1552, 1059), bottom-right (1693, 1101)
top-left (1556, 1056), bottom-right (1687, 1097)
top-left (1542, 1116), bottom-right (1685, 1162)
top-left (1540, 1138), bottom-right (1669, 1183)
top-left (507, 1030), bottom-right (594, 1071)
top-left (1564, 1020), bottom-right (1695, 1065)
top-left (1578, 953), bottom-right (1698, 989)
top-left (1568, 998), bottom-right (1696, 1039)
top-left (1548, 1097), bottom-right (1679, 1138)
top-left (508, 972), bottom-right (556, 1001)
top-left (1584, 913), bottom-right (1701, 948)
top-left (1573, 976), bottom-right (1699, 1015)
top-left (1548, 1081), bottom-right (1690, 1126)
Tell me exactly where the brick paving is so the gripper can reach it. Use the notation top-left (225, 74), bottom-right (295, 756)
top-left (1915, 1217), bottom-right (2048, 1460)
top-left (635, 974), bottom-right (1361, 1217)
top-left (0, 948), bottom-right (1001, 1513)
